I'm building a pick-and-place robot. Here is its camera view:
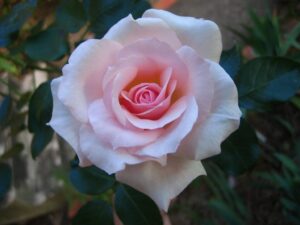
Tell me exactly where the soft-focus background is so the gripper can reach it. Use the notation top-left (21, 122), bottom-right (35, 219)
top-left (0, 0), bottom-right (300, 225)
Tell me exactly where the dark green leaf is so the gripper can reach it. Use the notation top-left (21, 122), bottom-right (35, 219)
top-left (211, 119), bottom-right (260, 176)
top-left (208, 200), bottom-right (244, 225)
top-left (220, 46), bottom-right (241, 80)
top-left (70, 160), bottom-right (115, 195)
top-left (83, 0), bottom-right (150, 37)
top-left (0, 0), bottom-right (36, 47)
top-left (0, 163), bottom-right (12, 202)
top-left (0, 96), bottom-right (12, 128)
top-left (236, 57), bottom-right (300, 109)
top-left (72, 200), bottom-right (113, 225)
top-left (28, 81), bottom-right (53, 133)
top-left (56, 0), bottom-right (87, 33)
top-left (31, 126), bottom-right (53, 159)
top-left (24, 27), bottom-right (69, 61)
top-left (115, 184), bottom-right (162, 225)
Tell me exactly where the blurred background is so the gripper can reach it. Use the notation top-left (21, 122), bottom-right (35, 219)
top-left (0, 0), bottom-right (300, 225)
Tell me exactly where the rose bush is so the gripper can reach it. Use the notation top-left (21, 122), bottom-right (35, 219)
top-left (49, 9), bottom-right (241, 211)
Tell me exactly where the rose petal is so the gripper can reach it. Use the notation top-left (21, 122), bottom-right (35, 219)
top-left (143, 9), bottom-right (222, 62)
top-left (118, 38), bottom-right (189, 95)
top-left (48, 78), bottom-right (91, 167)
top-left (58, 39), bottom-right (122, 122)
top-left (88, 99), bottom-right (162, 149)
top-left (137, 96), bottom-right (198, 157)
top-left (103, 67), bottom-right (138, 126)
top-left (104, 14), bottom-right (181, 50)
top-left (116, 156), bottom-right (206, 211)
top-left (176, 46), bottom-right (214, 120)
top-left (79, 125), bottom-right (145, 174)
top-left (134, 80), bottom-right (176, 120)
top-left (177, 61), bottom-right (241, 160)
top-left (120, 67), bottom-right (173, 114)
top-left (124, 96), bottom-right (188, 130)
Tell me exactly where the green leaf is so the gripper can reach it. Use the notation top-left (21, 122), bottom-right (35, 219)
top-left (212, 119), bottom-right (260, 176)
top-left (115, 184), bottom-right (163, 225)
top-left (83, 0), bottom-right (150, 37)
top-left (56, 0), bottom-right (87, 33)
top-left (72, 200), bottom-right (113, 225)
top-left (208, 200), bottom-right (244, 225)
top-left (0, 96), bottom-right (12, 128)
top-left (0, 163), bottom-right (12, 202)
top-left (281, 22), bottom-right (300, 55)
top-left (220, 46), bottom-right (241, 80)
top-left (0, 0), bottom-right (36, 46)
top-left (28, 81), bottom-right (53, 159)
top-left (24, 27), bottom-right (69, 61)
top-left (31, 126), bottom-right (53, 159)
top-left (28, 81), bottom-right (53, 133)
top-left (274, 153), bottom-right (300, 173)
top-left (0, 57), bottom-right (19, 75)
top-left (70, 160), bottom-right (115, 195)
top-left (236, 57), bottom-right (300, 109)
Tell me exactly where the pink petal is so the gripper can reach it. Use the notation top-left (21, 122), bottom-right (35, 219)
top-left (79, 125), bottom-right (145, 174)
top-left (117, 38), bottom-right (189, 95)
top-left (58, 39), bottom-right (122, 122)
top-left (103, 67), bottom-right (138, 126)
top-left (137, 96), bottom-right (198, 158)
top-left (88, 99), bottom-right (162, 149)
top-left (120, 67), bottom-right (172, 114)
top-left (48, 78), bottom-right (91, 167)
top-left (134, 80), bottom-right (176, 120)
top-left (116, 156), bottom-right (206, 211)
top-left (124, 96), bottom-right (188, 130)
top-left (177, 60), bottom-right (241, 160)
top-left (176, 46), bottom-right (214, 121)
top-left (104, 15), bottom-right (181, 50)
top-left (143, 9), bottom-right (222, 62)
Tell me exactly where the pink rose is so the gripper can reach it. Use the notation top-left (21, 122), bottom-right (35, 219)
top-left (49, 9), bottom-right (241, 211)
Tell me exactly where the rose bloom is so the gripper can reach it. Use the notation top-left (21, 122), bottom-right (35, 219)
top-left (49, 9), bottom-right (241, 211)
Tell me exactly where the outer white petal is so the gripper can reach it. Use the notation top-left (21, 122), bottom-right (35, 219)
top-left (79, 125), bottom-right (145, 175)
top-left (116, 156), bottom-right (206, 211)
top-left (104, 15), bottom-right (181, 50)
top-left (177, 60), bottom-right (242, 160)
top-left (143, 9), bottom-right (222, 62)
top-left (48, 78), bottom-right (91, 167)
top-left (58, 39), bottom-right (122, 123)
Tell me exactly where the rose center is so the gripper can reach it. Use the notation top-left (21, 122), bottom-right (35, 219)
top-left (134, 83), bottom-right (161, 104)
top-left (130, 83), bottom-right (162, 105)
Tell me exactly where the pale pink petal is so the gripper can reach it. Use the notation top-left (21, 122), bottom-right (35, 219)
top-left (88, 99), bottom-right (162, 149)
top-left (103, 67), bottom-right (138, 126)
top-left (125, 96), bottom-right (188, 130)
top-left (48, 78), bottom-right (91, 167)
top-left (58, 39), bottom-right (122, 122)
top-left (118, 38), bottom-right (189, 95)
top-left (116, 156), bottom-right (206, 211)
top-left (143, 9), bottom-right (222, 62)
top-left (79, 125), bottom-right (145, 174)
top-left (177, 61), bottom-right (241, 160)
top-left (137, 96), bottom-right (198, 157)
top-left (176, 46), bottom-right (214, 120)
top-left (104, 15), bottom-right (181, 50)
